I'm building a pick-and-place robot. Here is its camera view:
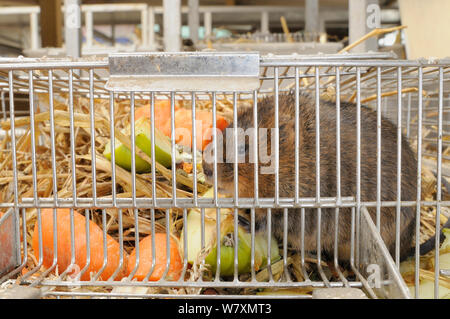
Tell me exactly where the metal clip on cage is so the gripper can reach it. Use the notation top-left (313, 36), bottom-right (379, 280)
top-left (0, 53), bottom-right (449, 299)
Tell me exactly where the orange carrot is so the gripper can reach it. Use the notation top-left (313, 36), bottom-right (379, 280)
top-left (181, 162), bottom-right (193, 174)
top-left (172, 108), bottom-right (229, 151)
top-left (127, 233), bottom-right (183, 281)
top-left (21, 267), bottom-right (29, 276)
top-left (32, 208), bottom-right (127, 281)
top-left (134, 102), bottom-right (228, 151)
top-left (134, 100), bottom-right (179, 128)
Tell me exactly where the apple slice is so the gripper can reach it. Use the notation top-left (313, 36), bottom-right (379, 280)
top-left (204, 225), bottom-right (280, 276)
top-left (181, 207), bottom-right (231, 264)
top-left (103, 117), bottom-right (173, 173)
top-left (180, 188), bottom-right (280, 276)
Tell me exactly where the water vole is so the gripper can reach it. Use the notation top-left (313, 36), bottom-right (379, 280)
top-left (202, 91), bottom-right (418, 262)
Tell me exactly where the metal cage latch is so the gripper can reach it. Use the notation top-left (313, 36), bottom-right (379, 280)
top-left (105, 52), bottom-right (260, 92)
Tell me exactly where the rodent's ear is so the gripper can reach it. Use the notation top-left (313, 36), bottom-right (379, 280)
top-left (235, 105), bottom-right (253, 126)
top-left (237, 105), bottom-right (252, 117)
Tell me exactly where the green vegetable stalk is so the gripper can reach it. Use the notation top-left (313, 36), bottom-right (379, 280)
top-left (103, 117), bottom-right (173, 172)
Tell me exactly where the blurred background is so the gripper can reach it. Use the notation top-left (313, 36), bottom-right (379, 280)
top-left (0, 0), bottom-right (448, 59)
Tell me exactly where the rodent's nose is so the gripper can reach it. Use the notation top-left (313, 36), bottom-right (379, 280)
top-left (203, 164), bottom-right (212, 177)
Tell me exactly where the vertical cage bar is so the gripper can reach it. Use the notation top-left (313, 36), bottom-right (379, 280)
top-left (28, 71), bottom-right (39, 205)
top-left (215, 207), bottom-right (221, 281)
top-left (110, 208), bottom-right (124, 280)
top-left (406, 93), bottom-right (412, 138)
top-left (314, 66), bottom-right (329, 285)
top-left (253, 90), bottom-right (259, 204)
top-left (395, 67), bottom-right (402, 268)
top-left (179, 208), bottom-right (188, 280)
top-left (92, 209), bottom-right (108, 280)
top-left (48, 70), bottom-right (59, 205)
top-left (200, 207), bottom-right (205, 281)
top-left (414, 66), bottom-right (423, 299)
top-left (295, 67), bottom-right (300, 205)
top-left (355, 67), bottom-right (361, 268)
top-left (434, 67), bottom-right (443, 299)
top-left (376, 67), bottom-right (382, 230)
top-left (67, 208), bottom-right (76, 279)
top-left (39, 195), bottom-right (58, 283)
top-left (250, 207), bottom-right (256, 281)
top-left (143, 208), bottom-right (157, 281)
top-left (233, 207), bottom-right (239, 281)
top-left (128, 208), bottom-right (140, 280)
top-left (233, 92), bottom-right (239, 205)
top-left (109, 92), bottom-right (117, 207)
top-left (150, 92), bottom-right (157, 207)
top-left (314, 67), bottom-right (321, 204)
top-left (130, 92), bottom-right (137, 208)
top-left (192, 92), bottom-right (198, 206)
top-left (68, 69), bottom-right (78, 205)
top-left (283, 208), bottom-right (291, 281)
top-left (334, 207), bottom-right (348, 285)
top-left (274, 67), bottom-right (280, 206)
top-left (334, 66), bottom-right (348, 285)
top-left (77, 209), bottom-right (91, 280)
top-left (170, 92), bottom-right (177, 206)
top-left (59, 208), bottom-right (76, 279)
top-left (335, 67), bottom-right (342, 205)
top-left (212, 92), bottom-right (219, 207)
top-left (88, 69), bottom-right (97, 207)
top-left (300, 208), bottom-right (309, 280)
top-left (14, 208), bottom-right (21, 277)
top-left (266, 208), bottom-right (273, 282)
top-left (350, 206), bottom-right (356, 270)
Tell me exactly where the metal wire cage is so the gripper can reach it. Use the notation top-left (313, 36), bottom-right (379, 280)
top-left (0, 53), bottom-right (449, 299)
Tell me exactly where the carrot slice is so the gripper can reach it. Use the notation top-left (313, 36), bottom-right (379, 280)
top-left (127, 233), bottom-right (183, 281)
top-left (134, 101), bottom-right (228, 151)
top-left (171, 108), bottom-right (229, 151)
top-left (32, 208), bottom-right (127, 281)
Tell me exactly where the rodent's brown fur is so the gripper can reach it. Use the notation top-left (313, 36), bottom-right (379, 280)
top-left (202, 91), bottom-right (417, 263)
